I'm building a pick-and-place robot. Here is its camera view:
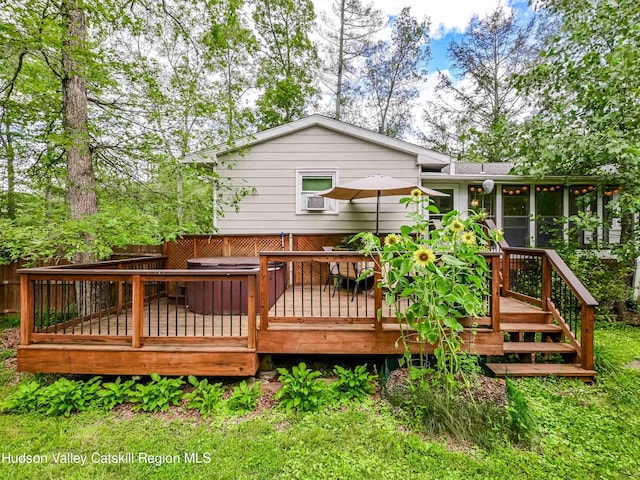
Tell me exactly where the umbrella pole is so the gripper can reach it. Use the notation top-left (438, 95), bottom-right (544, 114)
top-left (376, 190), bottom-right (381, 235)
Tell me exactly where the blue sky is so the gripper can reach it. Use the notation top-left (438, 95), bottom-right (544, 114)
top-left (314, 0), bottom-right (533, 74)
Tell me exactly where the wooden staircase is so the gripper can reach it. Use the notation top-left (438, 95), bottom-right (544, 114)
top-left (486, 299), bottom-right (597, 380)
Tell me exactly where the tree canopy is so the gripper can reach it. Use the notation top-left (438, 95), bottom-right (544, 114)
top-left (514, 0), bottom-right (640, 258)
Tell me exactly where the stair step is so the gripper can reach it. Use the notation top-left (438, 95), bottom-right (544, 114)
top-left (499, 312), bottom-right (552, 323)
top-left (500, 323), bottom-right (563, 333)
top-left (486, 363), bottom-right (596, 379)
top-left (503, 342), bottom-right (575, 354)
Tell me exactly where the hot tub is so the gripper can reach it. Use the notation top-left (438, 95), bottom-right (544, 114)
top-left (185, 257), bottom-right (286, 315)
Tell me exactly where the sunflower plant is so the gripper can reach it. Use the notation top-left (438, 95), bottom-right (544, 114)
top-left (354, 189), bottom-right (503, 394)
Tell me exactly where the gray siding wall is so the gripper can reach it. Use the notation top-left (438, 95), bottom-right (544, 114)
top-left (216, 125), bottom-right (420, 234)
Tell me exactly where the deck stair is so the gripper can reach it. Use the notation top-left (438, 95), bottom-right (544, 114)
top-left (486, 301), bottom-right (597, 380)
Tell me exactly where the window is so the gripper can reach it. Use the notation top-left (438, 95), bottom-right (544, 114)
top-left (535, 185), bottom-right (563, 248)
top-left (296, 170), bottom-right (338, 214)
top-left (569, 185), bottom-right (597, 247)
top-left (468, 185), bottom-right (495, 218)
top-left (502, 185), bottom-right (530, 247)
top-left (430, 188), bottom-right (454, 219)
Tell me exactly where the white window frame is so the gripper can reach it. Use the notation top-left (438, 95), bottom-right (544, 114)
top-left (295, 169), bottom-right (339, 215)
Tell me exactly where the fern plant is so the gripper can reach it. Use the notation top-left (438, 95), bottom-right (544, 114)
top-left (332, 364), bottom-right (377, 403)
top-left (275, 363), bottom-right (328, 413)
top-left (227, 380), bottom-right (261, 414)
top-left (130, 373), bottom-right (184, 413)
top-left (42, 377), bottom-right (102, 417)
top-left (97, 377), bottom-right (135, 409)
top-left (183, 375), bottom-right (225, 417)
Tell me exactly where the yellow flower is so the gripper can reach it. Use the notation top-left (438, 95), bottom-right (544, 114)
top-left (413, 246), bottom-right (436, 267)
top-left (448, 219), bottom-right (465, 233)
top-left (410, 188), bottom-right (422, 200)
top-left (461, 231), bottom-right (476, 245)
top-left (384, 233), bottom-right (401, 246)
top-left (494, 228), bottom-right (504, 242)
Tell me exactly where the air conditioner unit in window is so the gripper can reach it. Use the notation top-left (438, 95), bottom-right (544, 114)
top-left (306, 195), bottom-right (326, 211)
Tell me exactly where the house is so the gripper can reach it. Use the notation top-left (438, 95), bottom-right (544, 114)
top-left (16, 116), bottom-right (608, 379)
top-left (183, 114), bottom-right (637, 297)
top-left (183, 114), bottom-right (623, 249)
top-left (182, 114), bottom-right (451, 234)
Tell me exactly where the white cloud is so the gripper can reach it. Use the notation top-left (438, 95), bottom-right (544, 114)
top-left (313, 0), bottom-right (512, 39)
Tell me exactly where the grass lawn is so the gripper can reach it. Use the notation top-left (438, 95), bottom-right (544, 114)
top-left (1, 324), bottom-right (640, 479)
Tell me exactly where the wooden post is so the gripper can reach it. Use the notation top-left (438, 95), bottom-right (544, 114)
top-left (247, 274), bottom-right (257, 349)
top-left (260, 255), bottom-right (269, 331)
top-left (541, 254), bottom-right (551, 311)
top-left (132, 275), bottom-right (143, 348)
top-left (117, 263), bottom-right (124, 314)
top-left (502, 250), bottom-right (510, 296)
top-left (20, 274), bottom-right (34, 346)
top-left (491, 256), bottom-right (501, 332)
top-left (374, 268), bottom-right (382, 332)
top-left (581, 305), bottom-right (595, 370)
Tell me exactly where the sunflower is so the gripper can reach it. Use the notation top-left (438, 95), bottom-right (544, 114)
top-left (384, 233), bottom-right (401, 247)
top-left (461, 231), bottom-right (476, 245)
top-left (410, 188), bottom-right (422, 200)
top-left (448, 219), bottom-right (465, 233)
top-left (413, 246), bottom-right (436, 267)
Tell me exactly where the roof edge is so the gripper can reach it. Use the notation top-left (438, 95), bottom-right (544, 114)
top-left (182, 115), bottom-right (451, 165)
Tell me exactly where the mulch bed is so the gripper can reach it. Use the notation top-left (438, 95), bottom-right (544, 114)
top-left (384, 368), bottom-right (508, 407)
top-left (1, 328), bottom-right (20, 349)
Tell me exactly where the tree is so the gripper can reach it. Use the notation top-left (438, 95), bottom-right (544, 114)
top-left (423, 6), bottom-right (541, 162)
top-left (319, 0), bottom-right (385, 120)
top-left (514, 0), bottom-right (640, 259)
top-left (360, 7), bottom-right (430, 138)
top-left (252, 0), bottom-right (319, 128)
top-left (61, 0), bottom-right (98, 264)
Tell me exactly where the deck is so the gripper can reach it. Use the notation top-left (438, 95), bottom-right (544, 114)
top-left (16, 248), bottom-right (597, 378)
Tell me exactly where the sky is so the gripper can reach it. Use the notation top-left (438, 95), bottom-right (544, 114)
top-left (311, 0), bottom-right (533, 140)
top-left (312, 0), bottom-right (531, 72)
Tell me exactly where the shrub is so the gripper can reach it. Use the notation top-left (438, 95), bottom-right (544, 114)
top-left (183, 375), bottom-right (225, 417)
top-left (130, 373), bottom-right (184, 413)
top-left (332, 364), bottom-right (377, 403)
top-left (42, 377), bottom-right (102, 417)
top-left (275, 362), bottom-right (328, 413)
top-left (0, 380), bottom-right (44, 414)
top-left (227, 380), bottom-right (261, 414)
top-left (97, 377), bottom-right (135, 409)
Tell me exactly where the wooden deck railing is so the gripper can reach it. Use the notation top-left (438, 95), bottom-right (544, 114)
top-left (501, 246), bottom-right (598, 370)
top-left (259, 251), bottom-right (501, 332)
top-left (19, 257), bottom-right (258, 350)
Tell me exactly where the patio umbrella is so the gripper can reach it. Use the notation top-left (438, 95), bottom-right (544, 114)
top-left (319, 174), bottom-right (448, 234)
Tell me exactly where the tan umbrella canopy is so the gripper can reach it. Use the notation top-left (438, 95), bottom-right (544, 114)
top-left (319, 174), bottom-right (448, 234)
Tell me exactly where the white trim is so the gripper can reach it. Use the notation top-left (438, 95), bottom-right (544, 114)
top-left (295, 169), bottom-right (339, 215)
top-left (182, 115), bottom-right (451, 165)
top-left (496, 185), bottom-right (503, 229)
top-left (529, 184), bottom-right (536, 246)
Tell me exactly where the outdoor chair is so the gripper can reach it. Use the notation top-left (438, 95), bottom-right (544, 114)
top-left (322, 246), bottom-right (340, 292)
top-left (335, 260), bottom-right (374, 301)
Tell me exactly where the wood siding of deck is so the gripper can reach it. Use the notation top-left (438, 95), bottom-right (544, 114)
top-left (217, 125), bottom-right (421, 234)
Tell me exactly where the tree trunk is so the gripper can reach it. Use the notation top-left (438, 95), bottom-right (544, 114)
top-left (61, 0), bottom-right (97, 265)
top-left (61, 1), bottom-right (106, 317)
top-left (334, 0), bottom-right (346, 120)
top-left (2, 118), bottom-right (16, 219)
